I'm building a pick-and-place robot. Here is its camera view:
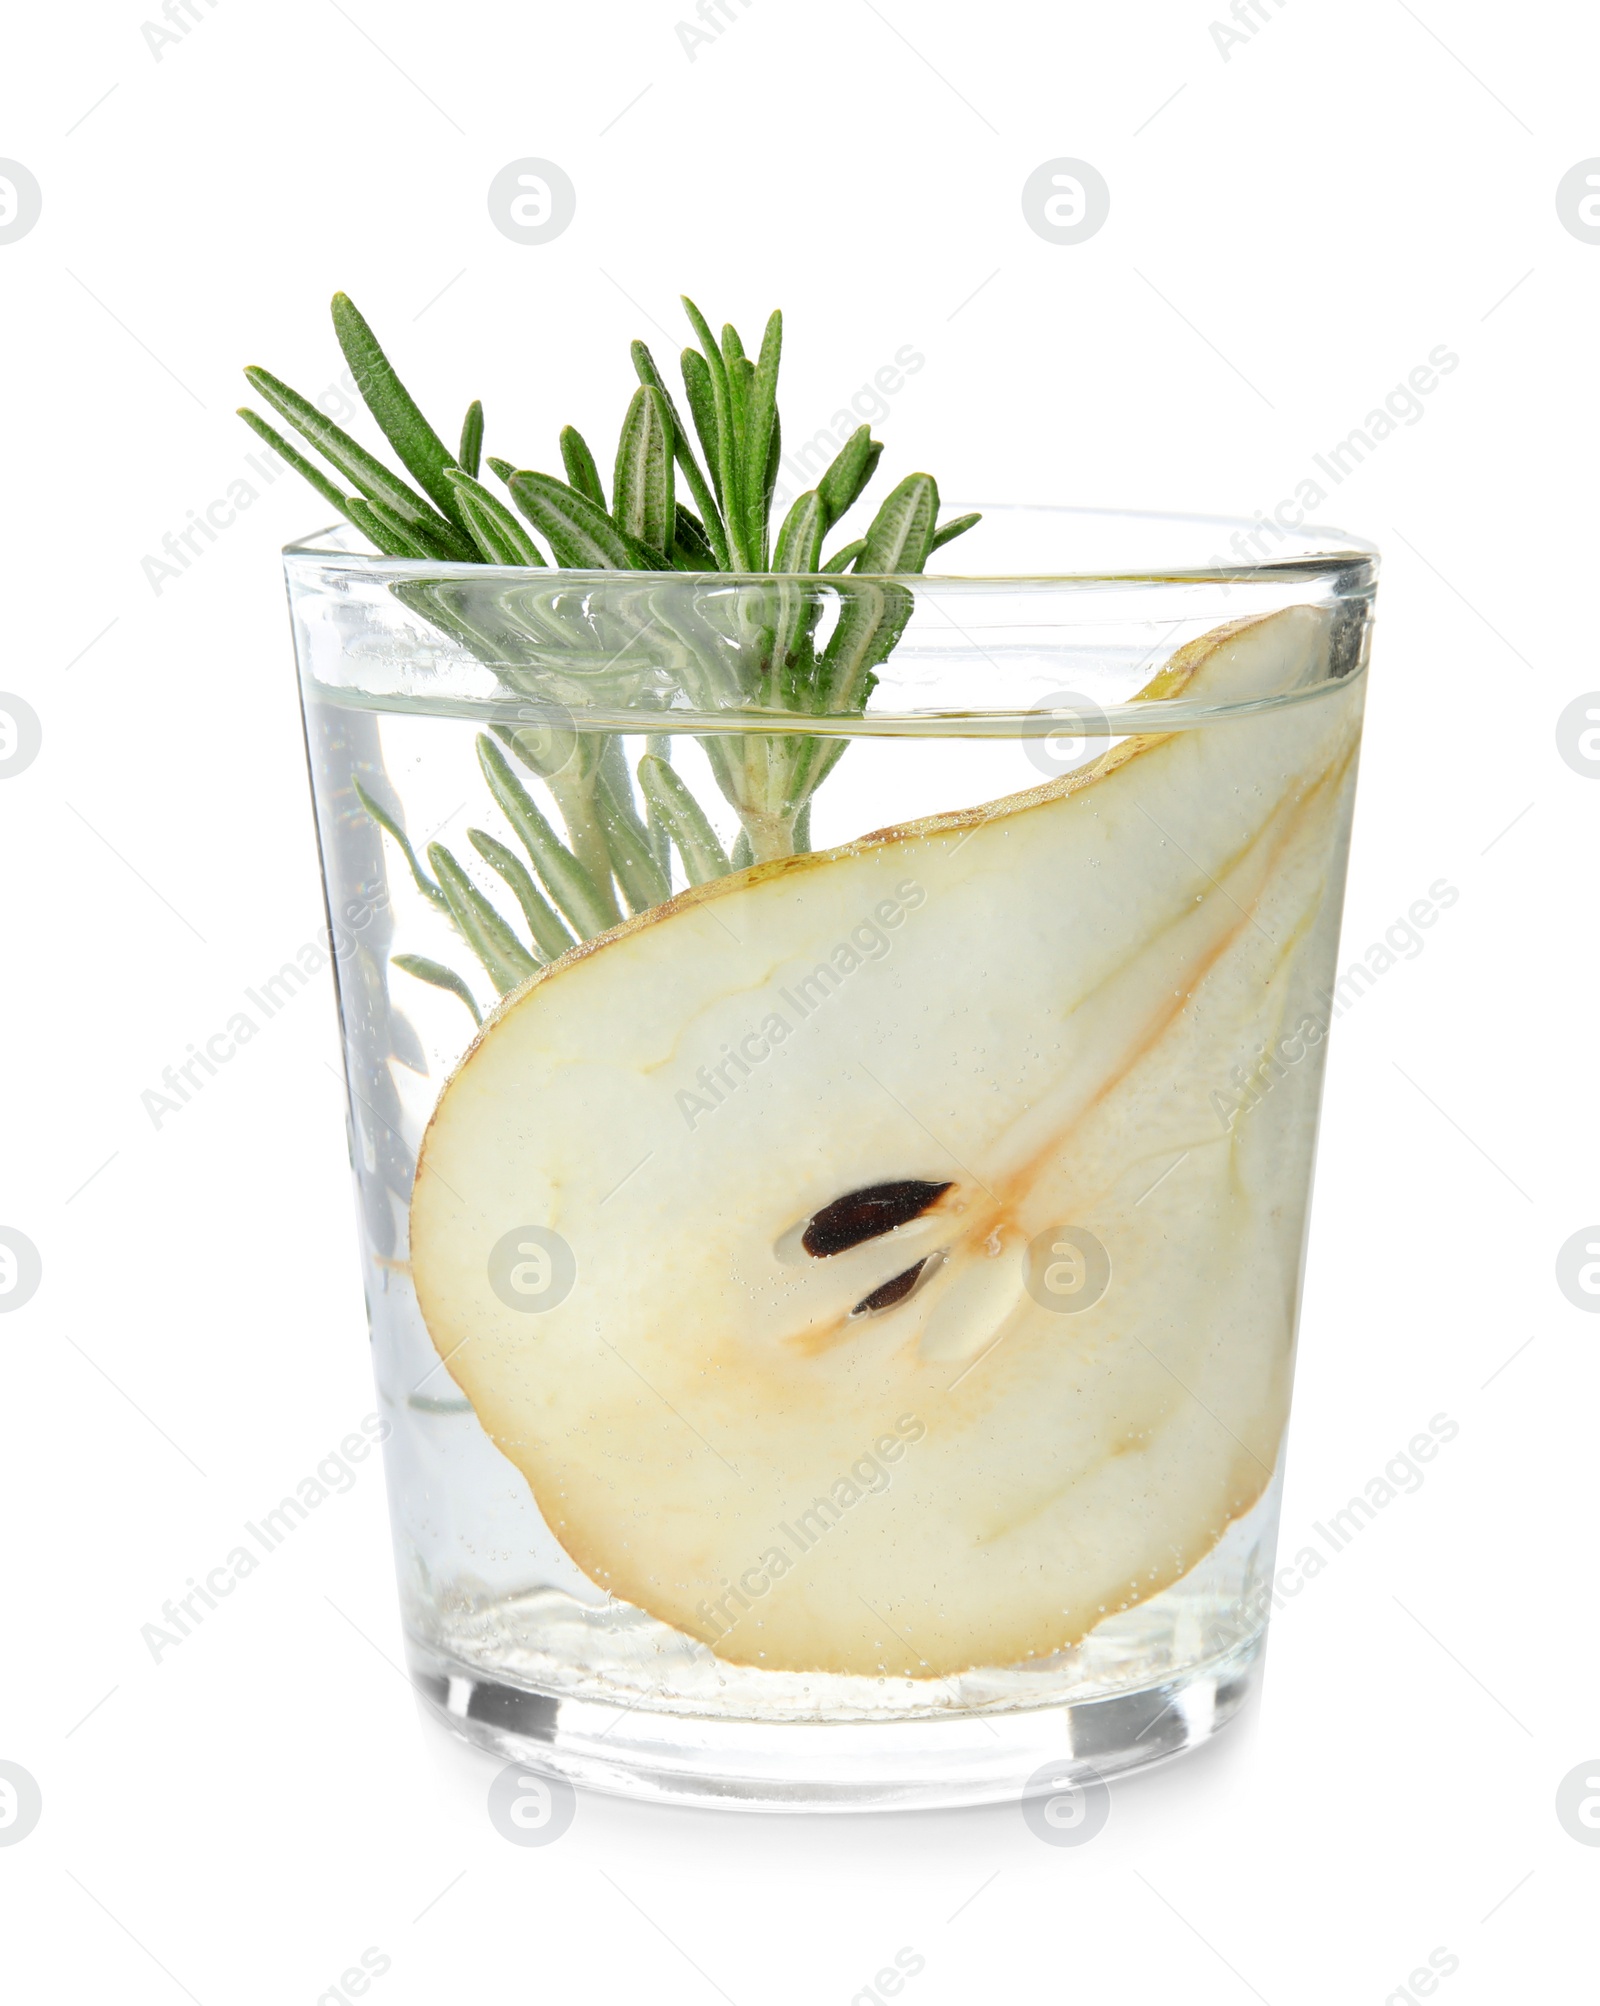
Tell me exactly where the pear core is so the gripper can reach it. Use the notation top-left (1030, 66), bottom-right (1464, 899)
top-left (410, 606), bottom-right (1361, 1678)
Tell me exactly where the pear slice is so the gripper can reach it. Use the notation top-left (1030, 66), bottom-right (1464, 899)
top-left (411, 607), bottom-right (1362, 1678)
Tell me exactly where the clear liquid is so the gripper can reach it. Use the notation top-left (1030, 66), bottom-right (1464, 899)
top-left (307, 678), bottom-right (1360, 1723)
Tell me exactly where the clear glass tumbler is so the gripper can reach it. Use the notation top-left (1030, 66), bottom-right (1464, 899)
top-left (284, 506), bottom-right (1375, 1811)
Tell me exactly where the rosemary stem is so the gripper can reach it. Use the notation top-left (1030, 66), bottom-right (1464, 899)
top-left (744, 810), bottom-right (796, 864)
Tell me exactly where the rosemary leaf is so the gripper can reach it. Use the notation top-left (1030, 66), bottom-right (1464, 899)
top-left (762, 409), bottom-right (782, 541)
top-left (773, 490), bottom-right (827, 573)
top-left (596, 760), bottom-right (671, 912)
top-left (722, 343), bottom-right (753, 555)
top-left (331, 293), bottom-right (467, 531)
top-left (680, 296), bottom-right (728, 391)
top-left (817, 425), bottom-right (884, 525)
top-left (444, 467), bottom-right (547, 566)
top-left (930, 511), bottom-right (982, 553)
top-left (242, 365), bottom-right (471, 555)
top-left (766, 582), bottom-right (820, 709)
top-left (679, 347), bottom-right (724, 511)
top-left (559, 425), bottom-right (606, 507)
top-left (599, 734), bottom-right (646, 830)
top-left (820, 537), bottom-right (866, 573)
top-left (671, 505), bottom-right (717, 570)
top-left (612, 386), bottom-right (676, 556)
top-left (354, 779), bottom-right (450, 910)
top-left (856, 473), bottom-right (939, 573)
top-left (468, 828), bottom-right (575, 959)
top-left (362, 496), bottom-right (443, 559)
top-left (459, 400), bottom-right (484, 479)
top-left (492, 721), bottom-right (615, 913)
top-left (742, 309), bottom-right (782, 560)
top-left (427, 842), bottom-right (540, 992)
top-left (643, 733), bottom-right (674, 874)
top-left (505, 470), bottom-right (661, 570)
top-left (638, 753), bottom-right (731, 885)
top-left (631, 339), bottom-right (728, 565)
top-left (346, 496), bottom-right (423, 558)
top-left (476, 735), bottom-right (618, 938)
top-left (391, 954), bottom-right (481, 1026)
top-left (713, 379), bottom-right (749, 562)
top-left (682, 299), bottom-right (749, 565)
top-left (816, 576), bottom-right (912, 717)
top-left (237, 407), bottom-right (355, 523)
top-left (542, 767), bottom-right (622, 922)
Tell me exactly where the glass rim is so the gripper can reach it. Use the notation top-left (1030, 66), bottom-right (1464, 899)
top-left (282, 500), bottom-right (1380, 586)
top-left (285, 502), bottom-right (1377, 738)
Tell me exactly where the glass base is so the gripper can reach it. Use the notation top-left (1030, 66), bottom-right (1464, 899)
top-left (407, 1629), bottom-right (1264, 1813)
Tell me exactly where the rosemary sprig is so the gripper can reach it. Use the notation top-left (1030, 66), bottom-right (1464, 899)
top-left (243, 294), bottom-right (980, 1022)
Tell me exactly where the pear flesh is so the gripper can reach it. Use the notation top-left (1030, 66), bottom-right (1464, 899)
top-left (411, 607), bottom-right (1361, 1678)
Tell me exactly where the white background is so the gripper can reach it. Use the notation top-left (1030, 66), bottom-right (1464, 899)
top-left (2, 0), bottom-right (1596, 1999)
